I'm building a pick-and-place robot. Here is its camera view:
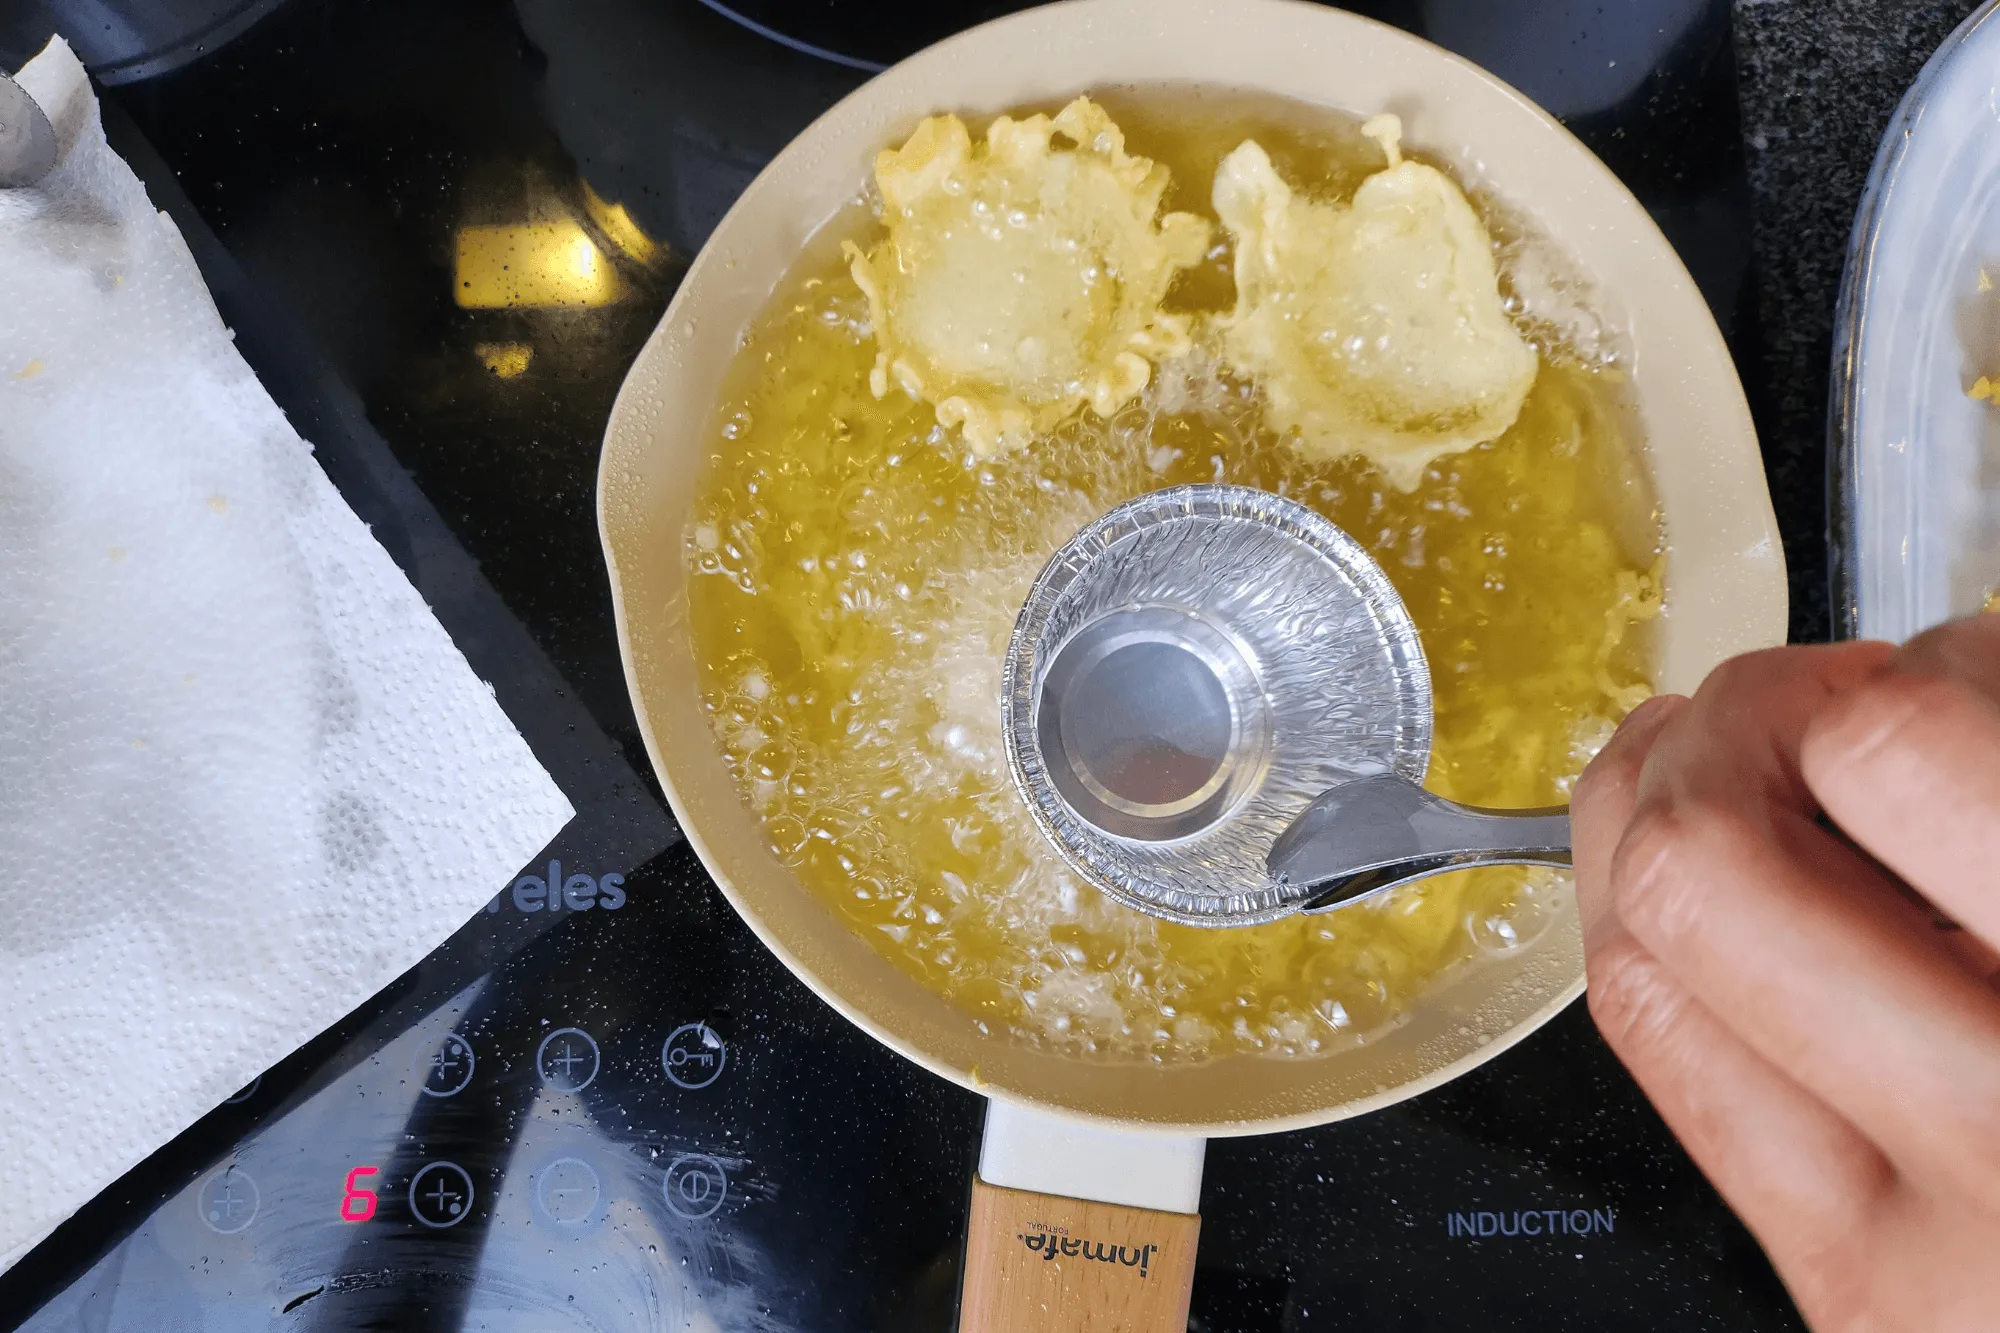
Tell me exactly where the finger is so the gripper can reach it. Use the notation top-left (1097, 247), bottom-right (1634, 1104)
top-left (1896, 607), bottom-right (2000, 696)
top-left (1586, 928), bottom-right (1888, 1294)
top-left (1621, 799), bottom-right (2000, 1199)
top-left (1631, 642), bottom-right (1893, 815)
top-left (1572, 693), bottom-right (1687, 951)
top-left (1613, 646), bottom-right (2000, 1198)
top-left (1803, 616), bottom-right (2000, 955)
top-left (1575, 675), bottom-right (1887, 1291)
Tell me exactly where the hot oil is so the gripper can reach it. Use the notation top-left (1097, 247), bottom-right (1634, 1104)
top-left (685, 89), bottom-right (1662, 1064)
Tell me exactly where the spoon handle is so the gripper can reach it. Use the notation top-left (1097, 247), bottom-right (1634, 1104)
top-left (1410, 803), bottom-right (1573, 858)
top-left (1266, 775), bottom-right (1571, 913)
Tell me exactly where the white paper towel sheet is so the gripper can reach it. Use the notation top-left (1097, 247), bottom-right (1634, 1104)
top-left (0, 39), bottom-right (576, 1268)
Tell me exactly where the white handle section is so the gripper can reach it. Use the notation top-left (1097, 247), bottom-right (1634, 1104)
top-left (977, 1100), bottom-right (1206, 1214)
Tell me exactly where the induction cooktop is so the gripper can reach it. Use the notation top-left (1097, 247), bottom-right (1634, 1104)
top-left (0, 1), bottom-right (1804, 1328)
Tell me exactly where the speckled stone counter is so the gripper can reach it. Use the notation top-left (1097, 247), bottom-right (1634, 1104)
top-left (1733, 0), bottom-right (1984, 640)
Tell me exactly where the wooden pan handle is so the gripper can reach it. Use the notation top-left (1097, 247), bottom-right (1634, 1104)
top-left (958, 1177), bottom-right (1201, 1333)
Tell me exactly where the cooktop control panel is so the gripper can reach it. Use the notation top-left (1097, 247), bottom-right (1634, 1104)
top-left (181, 1005), bottom-right (751, 1311)
top-left (17, 844), bottom-right (982, 1333)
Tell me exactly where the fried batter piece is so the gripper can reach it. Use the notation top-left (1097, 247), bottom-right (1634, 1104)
top-left (1212, 115), bottom-right (1538, 489)
top-left (846, 97), bottom-right (1210, 458)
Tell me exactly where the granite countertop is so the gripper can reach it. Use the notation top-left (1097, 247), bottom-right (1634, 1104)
top-left (1734, 0), bottom-right (1985, 640)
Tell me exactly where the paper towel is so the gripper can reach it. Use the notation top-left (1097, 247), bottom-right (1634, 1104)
top-left (0, 39), bottom-right (576, 1268)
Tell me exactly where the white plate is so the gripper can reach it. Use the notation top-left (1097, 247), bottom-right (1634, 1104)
top-left (1834, 0), bottom-right (2000, 640)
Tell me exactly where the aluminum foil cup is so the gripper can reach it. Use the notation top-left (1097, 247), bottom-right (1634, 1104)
top-left (1002, 484), bottom-right (1432, 926)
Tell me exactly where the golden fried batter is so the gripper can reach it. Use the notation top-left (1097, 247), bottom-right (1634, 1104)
top-left (1212, 115), bottom-right (1537, 489)
top-left (846, 98), bottom-right (1210, 458)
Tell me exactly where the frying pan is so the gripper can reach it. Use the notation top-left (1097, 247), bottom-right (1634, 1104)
top-left (597, 1), bottom-right (1787, 1325)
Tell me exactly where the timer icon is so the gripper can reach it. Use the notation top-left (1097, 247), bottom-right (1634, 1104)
top-left (408, 1161), bottom-right (474, 1229)
top-left (196, 1165), bottom-right (260, 1235)
top-left (417, 1034), bottom-right (476, 1098)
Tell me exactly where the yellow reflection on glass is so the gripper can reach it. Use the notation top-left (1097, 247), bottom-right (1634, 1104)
top-left (583, 182), bottom-right (662, 267)
top-left (474, 341), bottom-right (533, 378)
top-left (454, 221), bottom-right (625, 308)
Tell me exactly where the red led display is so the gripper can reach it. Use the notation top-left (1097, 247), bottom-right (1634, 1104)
top-left (340, 1165), bottom-right (380, 1222)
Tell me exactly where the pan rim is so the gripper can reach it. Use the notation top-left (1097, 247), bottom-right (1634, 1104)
top-left (596, 0), bottom-right (1784, 1135)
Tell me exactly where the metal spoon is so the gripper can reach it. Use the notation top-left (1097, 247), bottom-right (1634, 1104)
top-left (1267, 773), bottom-right (1571, 913)
top-left (0, 72), bottom-right (57, 189)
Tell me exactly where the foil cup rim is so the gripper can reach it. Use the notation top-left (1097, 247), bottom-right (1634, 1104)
top-left (1002, 483), bottom-right (1433, 926)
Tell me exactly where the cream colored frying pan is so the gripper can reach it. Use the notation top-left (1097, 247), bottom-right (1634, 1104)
top-left (597, 1), bottom-right (1786, 1325)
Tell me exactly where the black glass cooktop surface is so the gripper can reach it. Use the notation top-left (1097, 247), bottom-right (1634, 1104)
top-left (0, 1), bottom-right (1803, 1329)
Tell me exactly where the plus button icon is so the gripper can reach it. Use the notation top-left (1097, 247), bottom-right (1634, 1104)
top-left (536, 1027), bottom-right (600, 1092)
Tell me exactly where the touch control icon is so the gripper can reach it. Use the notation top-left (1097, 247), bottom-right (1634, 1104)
top-left (417, 1034), bottom-right (476, 1098)
top-left (532, 1156), bottom-right (604, 1233)
top-left (536, 1027), bottom-right (600, 1092)
top-left (197, 1165), bottom-right (260, 1235)
top-left (409, 1161), bottom-right (474, 1229)
top-left (662, 1023), bottom-right (727, 1089)
top-left (662, 1154), bottom-right (728, 1220)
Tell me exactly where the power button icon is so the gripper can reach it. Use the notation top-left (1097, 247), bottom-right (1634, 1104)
top-left (662, 1023), bottom-right (727, 1090)
top-left (662, 1154), bottom-right (728, 1220)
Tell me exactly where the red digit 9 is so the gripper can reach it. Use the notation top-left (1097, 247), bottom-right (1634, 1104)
top-left (340, 1165), bottom-right (379, 1222)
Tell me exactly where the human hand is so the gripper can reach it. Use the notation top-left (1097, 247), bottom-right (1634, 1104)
top-left (1571, 613), bottom-right (2000, 1331)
